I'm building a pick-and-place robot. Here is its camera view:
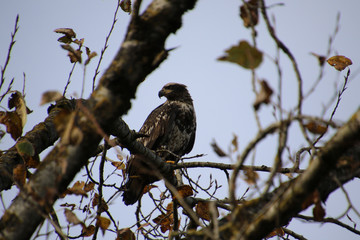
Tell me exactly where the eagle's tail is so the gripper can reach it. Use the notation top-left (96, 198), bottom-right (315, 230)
top-left (122, 178), bottom-right (145, 205)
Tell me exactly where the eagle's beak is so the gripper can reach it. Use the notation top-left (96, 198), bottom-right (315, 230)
top-left (158, 88), bottom-right (171, 98)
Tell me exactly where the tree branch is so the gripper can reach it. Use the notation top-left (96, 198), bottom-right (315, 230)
top-left (187, 108), bottom-right (360, 239)
top-left (0, 1), bottom-right (196, 239)
top-left (0, 99), bottom-right (77, 191)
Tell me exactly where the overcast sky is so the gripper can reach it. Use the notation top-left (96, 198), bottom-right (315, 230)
top-left (1, 0), bottom-right (360, 239)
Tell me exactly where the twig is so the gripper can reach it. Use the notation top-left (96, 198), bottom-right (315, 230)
top-left (0, 14), bottom-right (19, 91)
top-left (63, 62), bottom-right (77, 96)
top-left (283, 228), bottom-right (307, 240)
top-left (49, 208), bottom-right (66, 240)
top-left (92, 0), bottom-right (121, 91)
top-left (22, 72), bottom-right (26, 97)
top-left (304, 13), bottom-right (340, 99)
top-left (0, 78), bottom-right (14, 103)
top-left (163, 179), bottom-right (215, 240)
top-left (174, 161), bottom-right (304, 174)
top-left (259, 0), bottom-right (312, 148)
top-left (293, 147), bottom-right (312, 171)
top-left (311, 68), bottom-right (350, 149)
top-left (263, 120), bottom-right (289, 194)
top-left (332, 174), bottom-right (360, 219)
top-left (92, 140), bottom-right (108, 240)
top-left (241, 0), bottom-right (262, 130)
top-left (229, 117), bottom-right (293, 205)
top-left (297, 214), bottom-right (360, 236)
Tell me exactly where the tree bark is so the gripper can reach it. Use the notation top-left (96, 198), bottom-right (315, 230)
top-left (0, 99), bottom-right (77, 191)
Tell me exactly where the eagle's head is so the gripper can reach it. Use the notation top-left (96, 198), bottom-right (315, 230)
top-left (158, 83), bottom-right (193, 103)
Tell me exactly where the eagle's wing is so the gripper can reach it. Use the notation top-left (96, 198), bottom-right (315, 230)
top-left (122, 103), bottom-right (177, 205)
top-left (137, 103), bottom-right (177, 150)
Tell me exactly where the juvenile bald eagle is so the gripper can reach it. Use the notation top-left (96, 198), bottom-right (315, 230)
top-left (122, 83), bottom-right (196, 205)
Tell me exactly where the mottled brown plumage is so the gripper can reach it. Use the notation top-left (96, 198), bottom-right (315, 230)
top-left (122, 83), bottom-right (196, 205)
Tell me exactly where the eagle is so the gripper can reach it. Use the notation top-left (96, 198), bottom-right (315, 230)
top-left (122, 83), bottom-right (196, 205)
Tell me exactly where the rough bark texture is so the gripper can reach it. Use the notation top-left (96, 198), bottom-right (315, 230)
top-left (0, 0), bottom-right (196, 239)
top-left (0, 99), bottom-right (76, 191)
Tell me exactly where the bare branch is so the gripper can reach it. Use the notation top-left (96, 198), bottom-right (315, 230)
top-left (174, 161), bottom-right (304, 174)
top-left (297, 215), bottom-right (360, 236)
top-left (92, 0), bottom-right (121, 92)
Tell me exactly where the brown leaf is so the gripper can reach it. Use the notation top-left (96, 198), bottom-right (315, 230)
top-left (84, 182), bottom-right (95, 192)
top-left (54, 28), bottom-right (76, 39)
top-left (243, 166), bottom-right (259, 185)
top-left (240, 0), bottom-right (259, 28)
top-left (92, 194), bottom-right (99, 207)
top-left (73, 38), bottom-right (84, 46)
top-left (0, 111), bottom-right (22, 140)
top-left (218, 40), bottom-right (263, 69)
top-left (120, 0), bottom-right (132, 13)
top-left (327, 55), bottom-right (352, 71)
top-left (57, 36), bottom-right (73, 44)
top-left (253, 80), bottom-right (273, 110)
top-left (81, 224), bottom-right (95, 237)
top-left (313, 201), bottom-right (326, 221)
top-left (305, 121), bottom-right (327, 135)
top-left (231, 134), bottom-right (238, 152)
top-left (64, 208), bottom-right (82, 225)
top-left (84, 47), bottom-right (97, 66)
top-left (60, 203), bottom-right (76, 210)
top-left (1, 91), bottom-right (29, 140)
top-left (96, 216), bottom-right (111, 234)
top-left (117, 228), bottom-right (135, 240)
top-left (111, 161), bottom-right (125, 170)
top-left (142, 184), bottom-right (158, 194)
top-left (166, 202), bottom-right (174, 213)
top-left (13, 164), bottom-right (26, 187)
top-left (66, 181), bottom-right (88, 197)
top-left (40, 91), bottom-right (63, 105)
top-left (92, 193), bottom-right (108, 212)
top-left (266, 227), bottom-right (285, 238)
top-left (61, 44), bottom-right (82, 63)
top-left (195, 201), bottom-right (219, 221)
top-left (153, 214), bottom-right (173, 233)
top-left (302, 190), bottom-right (320, 210)
top-left (176, 185), bottom-right (193, 199)
top-left (211, 140), bottom-right (227, 157)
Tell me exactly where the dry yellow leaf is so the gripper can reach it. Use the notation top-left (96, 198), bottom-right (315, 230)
top-left (175, 185), bottom-right (193, 199)
top-left (327, 55), bottom-right (352, 71)
top-left (253, 80), bottom-right (273, 110)
top-left (305, 121), bottom-right (327, 135)
top-left (64, 208), bottom-right (82, 225)
top-left (117, 228), bottom-right (135, 240)
top-left (96, 216), bottom-right (111, 234)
